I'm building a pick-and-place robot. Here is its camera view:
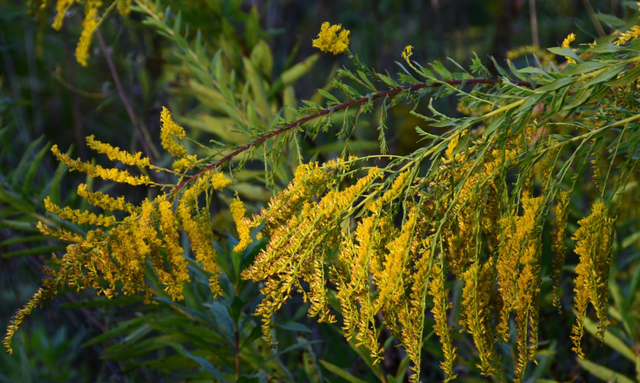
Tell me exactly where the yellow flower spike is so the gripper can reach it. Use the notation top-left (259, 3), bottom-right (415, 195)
top-left (561, 33), bottom-right (577, 64)
top-left (52, 0), bottom-right (73, 30)
top-left (75, 0), bottom-right (101, 67)
top-left (571, 203), bottom-right (614, 358)
top-left (85, 135), bottom-right (151, 168)
top-left (160, 107), bottom-right (188, 158)
top-left (312, 22), bottom-right (350, 55)
top-left (445, 134), bottom-right (460, 160)
top-left (615, 25), bottom-right (640, 46)
top-left (51, 145), bottom-right (151, 186)
top-left (77, 184), bottom-right (137, 213)
top-left (172, 155), bottom-right (198, 172)
top-left (178, 188), bottom-right (223, 297)
top-left (117, 0), bottom-right (131, 15)
top-left (230, 199), bottom-right (252, 253)
top-left (551, 191), bottom-right (571, 312)
top-left (402, 45), bottom-right (414, 61)
top-left (44, 196), bottom-right (117, 226)
top-left (429, 262), bottom-right (458, 382)
top-left (158, 197), bottom-right (190, 300)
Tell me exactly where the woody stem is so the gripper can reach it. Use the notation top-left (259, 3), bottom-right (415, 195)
top-left (172, 78), bottom-right (531, 195)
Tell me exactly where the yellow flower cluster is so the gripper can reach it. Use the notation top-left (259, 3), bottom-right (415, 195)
top-left (562, 33), bottom-right (577, 64)
top-left (460, 258), bottom-right (500, 376)
top-left (402, 45), bottom-right (414, 61)
top-left (85, 135), bottom-right (151, 168)
top-left (571, 202), bottom-right (614, 358)
top-left (160, 106), bottom-right (188, 159)
top-left (75, 0), bottom-right (101, 67)
top-left (51, 145), bottom-right (151, 186)
top-left (4, 286), bottom-right (56, 355)
top-left (77, 183), bottom-right (137, 214)
top-left (312, 22), bottom-right (350, 55)
top-left (429, 262), bottom-right (457, 382)
top-left (496, 196), bottom-right (543, 382)
top-left (4, 109), bottom-right (236, 355)
top-left (506, 45), bottom-right (556, 65)
top-left (44, 196), bottom-right (117, 226)
top-left (254, 160), bottom-right (344, 240)
top-left (243, 164), bottom-right (380, 344)
top-left (52, 0), bottom-right (72, 30)
top-left (117, 0), bottom-right (132, 16)
top-left (368, 170), bottom-right (410, 212)
top-left (551, 191), bottom-right (571, 312)
top-left (615, 25), bottom-right (640, 46)
top-left (230, 199), bottom-right (252, 252)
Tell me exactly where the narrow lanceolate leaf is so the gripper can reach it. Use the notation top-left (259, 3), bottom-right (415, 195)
top-left (576, 358), bottom-right (635, 383)
top-left (319, 360), bottom-right (369, 383)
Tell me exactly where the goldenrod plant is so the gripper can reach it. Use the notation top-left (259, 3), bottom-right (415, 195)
top-left (4, 1), bottom-right (640, 382)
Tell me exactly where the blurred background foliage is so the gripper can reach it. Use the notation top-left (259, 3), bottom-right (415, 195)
top-left (0, 0), bottom-right (639, 382)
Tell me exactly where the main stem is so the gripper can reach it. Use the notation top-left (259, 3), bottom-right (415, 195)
top-left (172, 78), bottom-right (531, 195)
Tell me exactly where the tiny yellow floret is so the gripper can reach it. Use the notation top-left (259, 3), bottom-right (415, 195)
top-left (312, 22), bottom-right (350, 55)
top-left (402, 45), bottom-right (414, 61)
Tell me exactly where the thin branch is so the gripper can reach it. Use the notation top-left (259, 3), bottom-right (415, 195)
top-left (529, 0), bottom-right (539, 47)
top-left (172, 78), bottom-right (532, 195)
top-left (581, 0), bottom-right (606, 37)
top-left (96, 28), bottom-right (156, 164)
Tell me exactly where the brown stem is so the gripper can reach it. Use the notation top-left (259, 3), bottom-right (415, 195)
top-left (234, 325), bottom-right (241, 379)
top-left (529, 0), bottom-right (539, 47)
top-left (96, 28), bottom-right (156, 164)
top-left (62, 26), bottom-right (87, 160)
top-left (172, 78), bottom-right (531, 195)
top-left (581, 0), bottom-right (606, 37)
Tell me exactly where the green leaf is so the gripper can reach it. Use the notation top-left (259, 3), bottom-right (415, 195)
top-left (594, 13), bottom-right (626, 27)
top-left (582, 316), bottom-right (637, 362)
top-left (0, 188), bottom-right (34, 214)
top-left (243, 57), bottom-right (272, 122)
top-left (60, 296), bottom-right (144, 309)
top-left (0, 235), bottom-right (47, 247)
top-left (548, 47), bottom-right (581, 62)
top-left (588, 43), bottom-right (623, 53)
top-left (23, 141), bottom-right (51, 195)
top-left (278, 322), bottom-right (312, 333)
top-left (586, 63), bottom-right (627, 87)
top-left (376, 73), bottom-right (399, 87)
top-left (563, 86), bottom-right (592, 110)
top-left (239, 325), bottom-right (263, 351)
top-left (82, 317), bottom-right (146, 348)
top-left (533, 77), bottom-right (575, 93)
top-left (1, 244), bottom-right (60, 258)
top-left (319, 360), bottom-right (369, 383)
top-left (11, 135), bottom-right (44, 188)
top-left (357, 70), bottom-right (377, 90)
top-left (104, 334), bottom-right (189, 360)
top-left (281, 54), bottom-right (318, 85)
top-left (576, 358), bottom-right (635, 383)
top-left (605, 65), bottom-right (640, 87)
top-left (563, 61), bottom-right (611, 76)
top-left (170, 343), bottom-right (229, 382)
top-left (430, 61), bottom-right (452, 80)
top-left (317, 88), bottom-right (340, 104)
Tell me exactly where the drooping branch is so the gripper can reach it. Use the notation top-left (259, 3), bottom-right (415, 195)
top-left (173, 78), bottom-right (532, 195)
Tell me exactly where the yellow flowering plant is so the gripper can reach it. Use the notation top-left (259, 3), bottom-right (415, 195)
top-left (4, 2), bottom-right (640, 383)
